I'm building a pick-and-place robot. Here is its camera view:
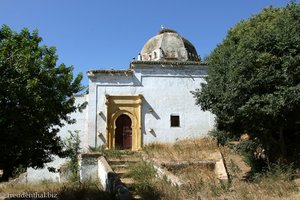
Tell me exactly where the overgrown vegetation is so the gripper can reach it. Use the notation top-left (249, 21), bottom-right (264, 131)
top-left (127, 161), bottom-right (158, 198)
top-left (192, 2), bottom-right (300, 169)
top-left (221, 146), bottom-right (299, 200)
top-left (63, 130), bottom-right (81, 181)
top-left (135, 138), bottom-right (300, 200)
top-left (209, 129), bottom-right (238, 146)
top-left (89, 145), bottom-right (134, 159)
top-left (2, 137), bottom-right (299, 200)
top-left (11, 165), bottom-right (27, 179)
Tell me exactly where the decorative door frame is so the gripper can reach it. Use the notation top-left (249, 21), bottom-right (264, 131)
top-left (105, 95), bottom-right (142, 151)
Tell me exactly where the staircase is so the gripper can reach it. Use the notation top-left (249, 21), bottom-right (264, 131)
top-left (107, 151), bottom-right (142, 200)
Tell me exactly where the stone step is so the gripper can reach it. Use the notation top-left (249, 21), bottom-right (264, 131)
top-left (132, 194), bottom-right (143, 200)
top-left (109, 155), bottom-right (140, 162)
top-left (119, 154), bottom-right (140, 159)
top-left (120, 177), bottom-right (136, 186)
top-left (118, 150), bottom-right (136, 155)
top-left (108, 159), bottom-right (138, 165)
top-left (114, 168), bottom-right (129, 176)
top-left (110, 163), bottom-right (130, 170)
top-left (106, 152), bottom-right (143, 199)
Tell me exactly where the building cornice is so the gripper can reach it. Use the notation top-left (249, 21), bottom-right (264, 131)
top-left (87, 69), bottom-right (134, 77)
top-left (130, 60), bottom-right (207, 66)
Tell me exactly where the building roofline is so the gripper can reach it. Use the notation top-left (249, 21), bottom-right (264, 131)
top-left (87, 60), bottom-right (208, 77)
top-left (87, 69), bottom-right (134, 77)
top-left (73, 93), bottom-right (86, 97)
top-left (130, 60), bottom-right (207, 66)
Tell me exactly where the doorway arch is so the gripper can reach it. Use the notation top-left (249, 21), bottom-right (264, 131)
top-left (105, 95), bottom-right (143, 151)
top-left (115, 114), bottom-right (132, 149)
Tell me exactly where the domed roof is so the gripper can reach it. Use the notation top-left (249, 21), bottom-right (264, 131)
top-left (139, 29), bottom-right (200, 62)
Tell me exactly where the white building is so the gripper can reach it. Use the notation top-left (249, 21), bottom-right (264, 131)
top-left (26, 28), bottom-right (214, 181)
top-left (84, 28), bottom-right (213, 151)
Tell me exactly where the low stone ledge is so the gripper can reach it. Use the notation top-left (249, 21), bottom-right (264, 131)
top-left (161, 160), bottom-right (216, 171)
top-left (141, 151), bottom-right (229, 185)
top-left (140, 153), bottom-right (185, 186)
top-left (213, 152), bottom-right (229, 182)
top-left (98, 156), bottom-right (113, 190)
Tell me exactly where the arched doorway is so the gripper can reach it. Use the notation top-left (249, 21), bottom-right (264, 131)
top-left (106, 95), bottom-right (143, 150)
top-left (115, 114), bottom-right (132, 149)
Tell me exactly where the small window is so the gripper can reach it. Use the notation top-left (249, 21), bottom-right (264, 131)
top-left (170, 115), bottom-right (180, 127)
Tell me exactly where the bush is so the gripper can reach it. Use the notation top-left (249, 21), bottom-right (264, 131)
top-left (256, 162), bottom-right (294, 180)
top-left (208, 129), bottom-right (237, 146)
top-left (128, 161), bottom-right (156, 194)
top-left (63, 130), bottom-right (81, 181)
top-left (236, 139), bottom-right (267, 172)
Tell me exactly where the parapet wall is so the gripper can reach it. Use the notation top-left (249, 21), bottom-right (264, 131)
top-left (79, 153), bottom-right (131, 199)
top-left (78, 153), bottom-right (102, 182)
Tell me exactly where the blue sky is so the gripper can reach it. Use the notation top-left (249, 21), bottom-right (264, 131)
top-left (0, 0), bottom-right (297, 86)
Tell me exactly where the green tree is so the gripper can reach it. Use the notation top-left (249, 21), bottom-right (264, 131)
top-left (0, 25), bottom-right (83, 180)
top-left (193, 2), bottom-right (300, 165)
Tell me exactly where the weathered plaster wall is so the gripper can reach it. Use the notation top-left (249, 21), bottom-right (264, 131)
top-left (87, 64), bottom-right (214, 149)
top-left (57, 94), bottom-right (89, 150)
top-left (78, 153), bottom-right (101, 182)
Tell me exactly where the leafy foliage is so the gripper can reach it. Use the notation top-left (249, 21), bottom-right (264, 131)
top-left (63, 130), bottom-right (81, 181)
top-left (208, 129), bottom-right (237, 146)
top-left (236, 140), bottom-right (267, 172)
top-left (0, 25), bottom-right (83, 180)
top-left (192, 2), bottom-right (300, 165)
top-left (253, 162), bottom-right (295, 182)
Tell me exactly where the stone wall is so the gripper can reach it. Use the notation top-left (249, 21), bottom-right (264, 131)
top-left (78, 153), bottom-right (102, 182)
top-left (97, 156), bottom-right (113, 189)
top-left (79, 153), bottom-right (131, 199)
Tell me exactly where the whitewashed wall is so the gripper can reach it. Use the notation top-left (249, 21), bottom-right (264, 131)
top-left (87, 64), bottom-right (214, 148)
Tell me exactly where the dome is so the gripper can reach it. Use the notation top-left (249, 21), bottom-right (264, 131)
top-left (139, 29), bottom-right (200, 62)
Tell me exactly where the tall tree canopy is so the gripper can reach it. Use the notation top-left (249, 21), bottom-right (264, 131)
top-left (193, 2), bottom-right (300, 164)
top-left (0, 25), bottom-right (83, 180)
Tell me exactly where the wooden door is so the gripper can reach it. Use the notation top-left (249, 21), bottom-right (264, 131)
top-left (115, 114), bottom-right (132, 149)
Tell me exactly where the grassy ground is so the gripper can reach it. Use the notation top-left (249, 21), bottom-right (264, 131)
top-left (128, 137), bottom-right (300, 200)
top-left (2, 137), bottom-right (299, 200)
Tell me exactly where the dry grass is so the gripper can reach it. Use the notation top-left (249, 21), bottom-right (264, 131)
top-left (0, 181), bottom-right (61, 194)
top-left (144, 136), bottom-right (219, 162)
top-left (174, 165), bottom-right (215, 184)
top-left (2, 137), bottom-right (299, 200)
top-left (139, 136), bottom-right (300, 200)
